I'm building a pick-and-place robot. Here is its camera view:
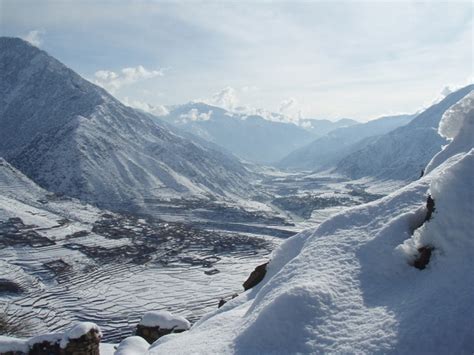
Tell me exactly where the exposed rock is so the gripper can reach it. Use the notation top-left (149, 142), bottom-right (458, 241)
top-left (425, 195), bottom-right (436, 222)
top-left (414, 246), bottom-right (434, 270)
top-left (243, 262), bottom-right (269, 291)
top-left (60, 323), bottom-right (102, 355)
top-left (218, 293), bottom-right (239, 308)
top-left (136, 311), bottom-right (190, 344)
top-left (28, 333), bottom-right (62, 355)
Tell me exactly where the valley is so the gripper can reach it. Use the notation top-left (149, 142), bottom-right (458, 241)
top-left (0, 165), bottom-right (386, 342)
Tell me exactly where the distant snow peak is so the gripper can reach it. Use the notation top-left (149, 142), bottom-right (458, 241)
top-left (93, 65), bottom-right (164, 93)
top-left (180, 108), bottom-right (213, 122)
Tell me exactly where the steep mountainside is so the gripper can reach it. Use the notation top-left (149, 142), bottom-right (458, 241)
top-left (0, 157), bottom-right (102, 227)
top-left (335, 85), bottom-right (474, 181)
top-left (279, 114), bottom-right (414, 170)
top-left (160, 103), bottom-right (355, 164)
top-left (0, 37), bottom-right (254, 210)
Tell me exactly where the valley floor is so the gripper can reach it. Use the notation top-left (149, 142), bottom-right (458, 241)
top-left (0, 170), bottom-right (396, 343)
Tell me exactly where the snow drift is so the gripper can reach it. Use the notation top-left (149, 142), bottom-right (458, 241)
top-left (148, 94), bottom-right (474, 354)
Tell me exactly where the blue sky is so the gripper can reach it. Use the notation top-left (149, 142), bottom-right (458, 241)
top-left (1, 0), bottom-right (472, 121)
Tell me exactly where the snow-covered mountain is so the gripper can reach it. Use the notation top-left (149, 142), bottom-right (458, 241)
top-left (159, 102), bottom-right (356, 164)
top-left (279, 114), bottom-right (414, 170)
top-left (147, 87), bottom-right (474, 354)
top-left (0, 37), bottom-right (255, 210)
top-left (335, 84), bottom-right (474, 181)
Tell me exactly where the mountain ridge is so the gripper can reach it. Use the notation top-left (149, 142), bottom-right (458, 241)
top-left (0, 37), bottom-right (255, 211)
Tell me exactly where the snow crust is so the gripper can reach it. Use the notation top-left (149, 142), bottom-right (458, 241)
top-left (149, 96), bottom-right (474, 354)
top-left (425, 91), bottom-right (474, 174)
top-left (140, 311), bottom-right (190, 330)
top-left (438, 91), bottom-right (474, 139)
top-left (60, 322), bottom-right (102, 348)
top-left (115, 336), bottom-right (150, 355)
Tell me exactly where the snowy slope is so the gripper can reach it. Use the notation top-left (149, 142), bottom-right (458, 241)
top-left (335, 84), bottom-right (474, 181)
top-left (148, 93), bottom-right (474, 354)
top-left (160, 103), bottom-right (355, 164)
top-left (0, 157), bottom-right (101, 226)
top-left (279, 114), bottom-right (414, 170)
top-left (0, 37), bottom-right (254, 210)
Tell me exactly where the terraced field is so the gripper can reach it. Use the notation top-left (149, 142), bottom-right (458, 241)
top-left (0, 214), bottom-right (281, 342)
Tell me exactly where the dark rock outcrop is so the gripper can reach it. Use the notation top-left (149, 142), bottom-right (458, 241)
top-left (61, 328), bottom-right (101, 355)
top-left (413, 246), bottom-right (433, 270)
top-left (217, 293), bottom-right (238, 308)
top-left (243, 262), bottom-right (269, 291)
top-left (136, 325), bottom-right (187, 344)
top-left (28, 334), bottom-right (62, 355)
top-left (425, 195), bottom-right (436, 222)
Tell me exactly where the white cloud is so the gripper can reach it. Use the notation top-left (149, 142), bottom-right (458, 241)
top-left (180, 108), bottom-right (213, 122)
top-left (209, 87), bottom-right (239, 110)
top-left (440, 86), bottom-right (454, 98)
top-left (22, 30), bottom-right (44, 47)
top-left (94, 65), bottom-right (164, 93)
top-left (278, 98), bottom-right (303, 124)
top-left (122, 97), bottom-right (169, 116)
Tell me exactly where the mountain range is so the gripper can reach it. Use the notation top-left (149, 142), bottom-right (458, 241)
top-left (278, 113), bottom-right (415, 170)
top-left (335, 84), bottom-right (474, 180)
top-left (0, 37), bottom-right (255, 211)
top-left (159, 102), bottom-right (357, 164)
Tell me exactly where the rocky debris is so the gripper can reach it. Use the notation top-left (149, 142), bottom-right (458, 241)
top-left (136, 311), bottom-right (190, 344)
top-left (243, 262), bottom-right (269, 291)
top-left (0, 279), bottom-right (24, 294)
top-left (413, 246), bottom-right (434, 270)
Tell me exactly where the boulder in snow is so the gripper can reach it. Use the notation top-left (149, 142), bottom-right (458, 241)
top-left (60, 322), bottom-right (102, 354)
top-left (136, 311), bottom-right (190, 343)
top-left (28, 333), bottom-right (63, 354)
top-left (243, 262), bottom-right (269, 290)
